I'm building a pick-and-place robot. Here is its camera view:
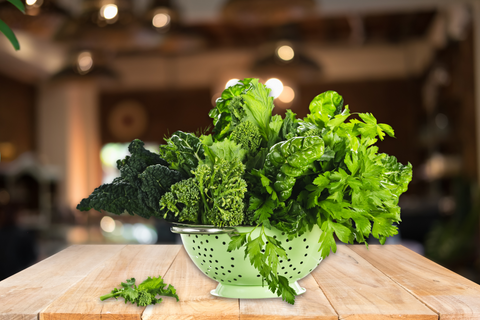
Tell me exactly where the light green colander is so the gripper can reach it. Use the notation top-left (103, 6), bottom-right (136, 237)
top-left (171, 224), bottom-right (323, 299)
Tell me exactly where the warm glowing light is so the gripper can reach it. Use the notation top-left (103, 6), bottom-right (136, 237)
top-left (77, 51), bottom-right (93, 73)
top-left (277, 45), bottom-right (294, 61)
top-left (153, 13), bottom-right (171, 28)
top-left (26, 0), bottom-right (37, 5)
top-left (279, 86), bottom-right (295, 103)
top-left (100, 4), bottom-right (118, 20)
top-left (100, 216), bottom-right (116, 233)
top-left (225, 79), bottom-right (240, 89)
top-left (265, 78), bottom-right (284, 98)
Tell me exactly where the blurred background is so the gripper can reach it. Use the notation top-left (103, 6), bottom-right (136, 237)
top-left (0, 0), bottom-right (479, 283)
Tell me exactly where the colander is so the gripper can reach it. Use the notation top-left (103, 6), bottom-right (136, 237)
top-left (171, 224), bottom-right (323, 299)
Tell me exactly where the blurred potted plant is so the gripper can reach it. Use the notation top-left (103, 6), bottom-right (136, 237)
top-left (0, 0), bottom-right (25, 51)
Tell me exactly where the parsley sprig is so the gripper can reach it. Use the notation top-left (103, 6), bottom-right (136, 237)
top-left (100, 276), bottom-right (179, 307)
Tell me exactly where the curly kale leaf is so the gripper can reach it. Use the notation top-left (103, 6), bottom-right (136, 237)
top-left (195, 157), bottom-right (247, 227)
top-left (76, 177), bottom-right (154, 218)
top-left (100, 276), bottom-right (179, 307)
top-left (138, 164), bottom-right (184, 213)
top-left (77, 139), bottom-right (184, 219)
top-left (117, 139), bottom-right (169, 188)
top-left (159, 178), bottom-right (201, 224)
top-left (159, 131), bottom-right (205, 177)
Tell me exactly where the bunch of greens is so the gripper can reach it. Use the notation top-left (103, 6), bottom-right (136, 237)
top-left (78, 78), bottom-right (412, 305)
top-left (100, 276), bottom-right (179, 307)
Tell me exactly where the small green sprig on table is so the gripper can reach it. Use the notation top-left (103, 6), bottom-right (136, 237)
top-left (100, 276), bottom-right (179, 307)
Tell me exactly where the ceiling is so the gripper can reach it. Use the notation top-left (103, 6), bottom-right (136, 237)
top-left (0, 0), bottom-right (472, 88)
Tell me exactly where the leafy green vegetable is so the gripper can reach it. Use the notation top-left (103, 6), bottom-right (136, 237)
top-left (204, 139), bottom-right (247, 165)
top-left (262, 136), bottom-right (325, 201)
top-left (159, 131), bottom-right (205, 177)
top-left (100, 276), bottom-right (179, 307)
top-left (78, 79), bottom-right (413, 307)
top-left (230, 120), bottom-right (262, 154)
top-left (209, 79), bottom-right (282, 148)
top-left (305, 90), bottom-right (344, 127)
top-left (195, 157), bottom-right (247, 226)
top-left (77, 140), bottom-right (184, 219)
top-left (159, 178), bottom-right (201, 224)
top-left (209, 78), bottom-right (255, 141)
top-left (77, 177), bottom-right (153, 218)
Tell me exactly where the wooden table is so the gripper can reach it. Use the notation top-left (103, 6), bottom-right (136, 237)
top-left (1, 245), bottom-right (480, 319)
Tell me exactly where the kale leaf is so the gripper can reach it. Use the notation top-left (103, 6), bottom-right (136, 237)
top-left (77, 139), bottom-right (184, 219)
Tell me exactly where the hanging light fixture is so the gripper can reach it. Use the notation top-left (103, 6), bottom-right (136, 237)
top-left (251, 41), bottom-right (321, 82)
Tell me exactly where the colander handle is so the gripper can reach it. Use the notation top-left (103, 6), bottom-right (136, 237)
top-left (170, 225), bottom-right (237, 235)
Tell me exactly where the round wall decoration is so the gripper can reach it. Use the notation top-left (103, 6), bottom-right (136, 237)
top-left (107, 100), bottom-right (148, 141)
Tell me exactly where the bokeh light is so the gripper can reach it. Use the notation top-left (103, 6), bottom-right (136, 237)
top-left (100, 216), bottom-right (116, 233)
top-left (153, 13), bottom-right (171, 28)
top-left (133, 223), bottom-right (158, 244)
top-left (278, 86), bottom-right (295, 103)
top-left (100, 4), bottom-right (118, 20)
top-left (225, 79), bottom-right (240, 89)
top-left (77, 51), bottom-right (93, 74)
top-left (265, 78), bottom-right (284, 98)
top-left (276, 45), bottom-right (294, 61)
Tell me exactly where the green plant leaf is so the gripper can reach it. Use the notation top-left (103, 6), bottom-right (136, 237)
top-left (7, 0), bottom-right (25, 13)
top-left (0, 19), bottom-right (19, 51)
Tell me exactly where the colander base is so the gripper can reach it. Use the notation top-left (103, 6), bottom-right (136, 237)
top-left (210, 281), bottom-right (306, 299)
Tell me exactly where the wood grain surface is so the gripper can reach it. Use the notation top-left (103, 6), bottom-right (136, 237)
top-left (350, 245), bottom-right (480, 320)
top-left (2, 244), bottom-right (480, 319)
top-left (40, 245), bottom-right (181, 320)
top-left (143, 247), bottom-right (239, 320)
top-left (239, 274), bottom-right (338, 320)
top-left (0, 245), bottom-right (126, 320)
top-left (311, 245), bottom-right (438, 320)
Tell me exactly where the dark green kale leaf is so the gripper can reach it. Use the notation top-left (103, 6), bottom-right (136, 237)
top-left (76, 177), bottom-right (154, 218)
top-left (138, 164), bottom-right (184, 213)
top-left (99, 276), bottom-right (179, 307)
top-left (117, 139), bottom-right (169, 188)
top-left (77, 139), bottom-right (185, 219)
